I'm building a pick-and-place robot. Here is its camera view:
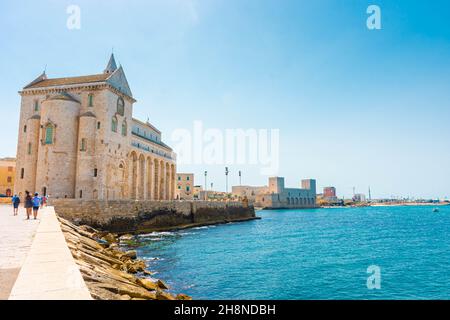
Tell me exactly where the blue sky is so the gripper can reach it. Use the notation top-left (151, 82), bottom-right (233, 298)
top-left (0, 0), bottom-right (449, 199)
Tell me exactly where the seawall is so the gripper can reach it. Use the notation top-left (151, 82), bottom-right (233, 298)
top-left (50, 200), bottom-right (257, 234)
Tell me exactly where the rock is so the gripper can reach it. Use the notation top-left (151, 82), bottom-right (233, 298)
top-left (124, 250), bottom-right (137, 260)
top-left (157, 279), bottom-right (169, 290)
top-left (79, 225), bottom-right (98, 234)
top-left (108, 243), bottom-right (120, 250)
top-left (156, 290), bottom-right (176, 300)
top-left (96, 238), bottom-right (109, 247)
top-left (136, 278), bottom-right (158, 291)
top-left (119, 234), bottom-right (134, 241)
top-left (102, 233), bottom-right (118, 244)
top-left (59, 217), bottom-right (186, 300)
top-left (176, 293), bottom-right (193, 300)
top-left (125, 260), bottom-right (146, 273)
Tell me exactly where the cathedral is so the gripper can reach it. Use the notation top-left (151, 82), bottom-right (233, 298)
top-left (14, 54), bottom-right (177, 200)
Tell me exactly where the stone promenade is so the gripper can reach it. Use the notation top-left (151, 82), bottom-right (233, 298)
top-left (0, 204), bottom-right (40, 299)
top-left (0, 204), bottom-right (92, 300)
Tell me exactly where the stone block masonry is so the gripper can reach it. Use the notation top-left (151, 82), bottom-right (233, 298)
top-left (50, 200), bottom-right (257, 234)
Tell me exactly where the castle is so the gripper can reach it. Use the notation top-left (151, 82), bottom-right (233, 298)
top-left (253, 177), bottom-right (317, 209)
top-left (14, 54), bottom-right (177, 200)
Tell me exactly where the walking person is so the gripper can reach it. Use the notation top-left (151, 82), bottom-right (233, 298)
top-left (12, 194), bottom-right (20, 216)
top-left (32, 192), bottom-right (41, 220)
top-left (24, 191), bottom-right (33, 220)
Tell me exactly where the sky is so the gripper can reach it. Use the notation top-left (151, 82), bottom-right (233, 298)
top-left (0, 0), bottom-right (449, 199)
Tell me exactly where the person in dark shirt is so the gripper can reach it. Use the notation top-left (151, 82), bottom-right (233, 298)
top-left (24, 191), bottom-right (33, 220)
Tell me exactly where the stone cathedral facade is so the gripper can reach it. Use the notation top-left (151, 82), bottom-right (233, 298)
top-left (14, 54), bottom-right (177, 200)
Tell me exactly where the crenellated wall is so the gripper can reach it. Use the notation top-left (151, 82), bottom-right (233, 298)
top-left (50, 200), bottom-right (257, 234)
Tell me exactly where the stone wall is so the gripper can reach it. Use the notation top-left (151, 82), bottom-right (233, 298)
top-left (50, 199), bottom-right (256, 234)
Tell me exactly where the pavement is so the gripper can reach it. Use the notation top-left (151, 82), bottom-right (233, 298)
top-left (0, 204), bottom-right (92, 300)
top-left (0, 204), bottom-right (40, 299)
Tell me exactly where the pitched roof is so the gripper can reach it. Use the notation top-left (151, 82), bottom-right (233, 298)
top-left (23, 55), bottom-right (134, 100)
top-left (24, 74), bottom-right (110, 89)
top-left (104, 53), bottom-right (118, 74)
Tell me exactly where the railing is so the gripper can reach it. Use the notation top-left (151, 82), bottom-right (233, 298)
top-left (130, 140), bottom-right (176, 161)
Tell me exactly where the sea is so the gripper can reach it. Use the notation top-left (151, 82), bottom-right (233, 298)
top-left (124, 205), bottom-right (450, 299)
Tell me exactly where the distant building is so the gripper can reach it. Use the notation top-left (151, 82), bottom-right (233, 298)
top-left (0, 158), bottom-right (15, 197)
top-left (199, 190), bottom-right (232, 201)
top-left (323, 187), bottom-right (336, 199)
top-left (254, 177), bottom-right (317, 209)
top-left (193, 185), bottom-right (203, 199)
top-left (175, 173), bottom-right (194, 200)
top-left (231, 185), bottom-right (268, 203)
top-left (353, 193), bottom-right (366, 202)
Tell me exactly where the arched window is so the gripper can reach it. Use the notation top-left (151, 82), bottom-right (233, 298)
top-left (117, 97), bottom-right (125, 116)
top-left (121, 120), bottom-right (127, 136)
top-left (45, 124), bottom-right (54, 144)
top-left (111, 116), bottom-right (117, 132)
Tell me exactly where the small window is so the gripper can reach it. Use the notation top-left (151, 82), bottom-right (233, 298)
top-left (186, 186), bottom-right (190, 192)
top-left (7, 166), bottom-right (13, 172)
top-left (24, 125), bottom-right (27, 133)
top-left (117, 97), bottom-right (125, 116)
top-left (20, 168), bottom-right (24, 179)
top-left (7, 176), bottom-right (12, 183)
top-left (178, 186), bottom-right (181, 189)
top-left (111, 117), bottom-right (117, 132)
top-left (79, 190), bottom-right (83, 198)
top-left (187, 176), bottom-right (190, 181)
top-left (121, 121), bottom-right (127, 136)
top-left (94, 168), bottom-right (98, 177)
top-left (80, 138), bottom-right (87, 151)
top-left (45, 124), bottom-right (54, 144)
top-left (178, 176), bottom-right (181, 181)
top-left (97, 122), bottom-right (101, 129)
top-left (88, 94), bottom-right (94, 107)
top-left (34, 100), bottom-right (39, 112)
top-left (27, 143), bottom-right (32, 155)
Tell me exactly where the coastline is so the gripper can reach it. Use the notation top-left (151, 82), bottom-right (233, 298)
top-left (59, 216), bottom-right (191, 300)
top-left (320, 202), bottom-right (449, 209)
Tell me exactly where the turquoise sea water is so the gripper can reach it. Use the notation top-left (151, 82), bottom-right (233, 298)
top-left (128, 206), bottom-right (450, 299)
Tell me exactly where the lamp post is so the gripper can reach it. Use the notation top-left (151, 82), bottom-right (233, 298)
top-left (204, 171), bottom-right (207, 191)
top-left (238, 170), bottom-right (242, 186)
top-left (225, 167), bottom-right (229, 193)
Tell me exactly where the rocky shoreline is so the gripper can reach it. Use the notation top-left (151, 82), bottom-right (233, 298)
top-left (59, 217), bottom-right (191, 300)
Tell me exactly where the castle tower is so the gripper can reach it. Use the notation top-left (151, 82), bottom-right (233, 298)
top-left (35, 92), bottom-right (80, 198)
top-left (21, 114), bottom-right (41, 194)
top-left (74, 111), bottom-right (97, 200)
top-left (301, 179), bottom-right (316, 194)
top-left (269, 176), bottom-right (285, 194)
